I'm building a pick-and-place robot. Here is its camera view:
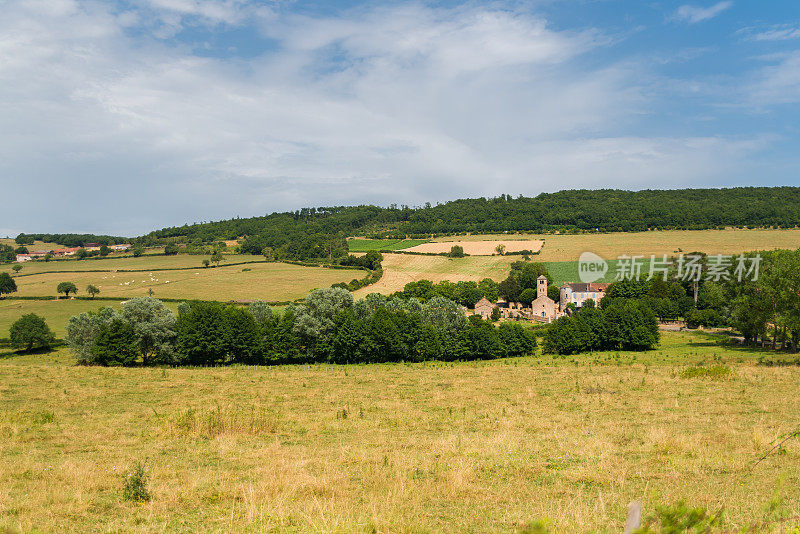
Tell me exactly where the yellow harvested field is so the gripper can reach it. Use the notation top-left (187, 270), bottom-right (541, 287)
top-left (0, 239), bottom-right (62, 252)
top-left (356, 254), bottom-right (516, 296)
top-left (403, 239), bottom-right (543, 255)
top-left (11, 262), bottom-right (356, 302)
top-left (427, 228), bottom-right (800, 262)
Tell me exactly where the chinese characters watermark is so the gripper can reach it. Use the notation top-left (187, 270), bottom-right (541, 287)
top-left (579, 252), bottom-right (761, 283)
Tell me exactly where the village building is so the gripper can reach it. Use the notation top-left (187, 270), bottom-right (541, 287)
top-left (111, 244), bottom-right (132, 251)
top-left (559, 282), bottom-right (610, 309)
top-left (499, 300), bottom-right (525, 319)
top-left (16, 254), bottom-right (32, 262)
top-left (53, 247), bottom-right (80, 257)
top-left (474, 297), bottom-right (496, 319)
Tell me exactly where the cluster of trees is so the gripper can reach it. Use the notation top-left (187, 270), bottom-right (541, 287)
top-left (601, 277), bottom-right (696, 323)
top-left (340, 250), bottom-right (383, 270)
top-left (543, 300), bottom-right (659, 355)
top-left (14, 188), bottom-right (800, 264)
top-left (560, 248), bottom-right (800, 351)
top-left (66, 290), bottom-right (537, 366)
top-left (724, 249), bottom-right (800, 348)
top-left (391, 279), bottom-right (499, 308)
top-left (497, 262), bottom-right (559, 304)
top-left (0, 244), bottom-right (18, 262)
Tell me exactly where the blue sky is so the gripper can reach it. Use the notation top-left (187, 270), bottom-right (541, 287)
top-left (1, 0), bottom-right (799, 236)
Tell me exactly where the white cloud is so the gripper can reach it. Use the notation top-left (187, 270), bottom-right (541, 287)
top-left (0, 0), bottom-right (767, 235)
top-left (742, 25), bottom-right (800, 42)
top-left (674, 2), bottom-right (733, 24)
top-left (746, 52), bottom-right (800, 106)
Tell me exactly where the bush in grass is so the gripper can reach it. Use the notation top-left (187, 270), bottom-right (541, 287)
top-left (122, 461), bottom-right (151, 503)
top-left (680, 365), bottom-right (732, 379)
top-left (10, 314), bottom-right (55, 352)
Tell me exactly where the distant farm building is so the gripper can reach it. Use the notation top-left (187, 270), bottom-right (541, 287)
top-left (16, 254), bottom-right (32, 262)
top-left (474, 297), bottom-right (496, 319)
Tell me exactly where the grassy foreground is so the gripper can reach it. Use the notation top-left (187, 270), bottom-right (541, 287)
top-left (1, 332), bottom-right (798, 533)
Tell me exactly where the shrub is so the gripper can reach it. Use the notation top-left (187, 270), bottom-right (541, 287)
top-left (637, 500), bottom-right (723, 533)
top-left (122, 461), bottom-right (151, 503)
top-left (448, 245), bottom-right (465, 258)
top-left (10, 314), bottom-right (55, 352)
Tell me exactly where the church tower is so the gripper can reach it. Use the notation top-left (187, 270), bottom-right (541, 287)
top-left (537, 275), bottom-right (547, 300)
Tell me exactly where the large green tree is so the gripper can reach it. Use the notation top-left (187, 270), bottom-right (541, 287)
top-left (91, 318), bottom-right (139, 366)
top-left (57, 282), bottom-right (78, 297)
top-left (120, 297), bottom-right (177, 365)
top-left (10, 314), bottom-right (55, 352)
top-left (0, 272), bottom-right (17, 297)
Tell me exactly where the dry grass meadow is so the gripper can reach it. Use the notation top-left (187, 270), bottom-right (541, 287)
top-left (1, 332), bottom-right (799, 532)
top-left (4, 229), bottom-right (800, 531)
top-left (430, 228), bottom-right (800, 262)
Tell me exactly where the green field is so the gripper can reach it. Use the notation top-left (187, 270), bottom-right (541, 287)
top-left (1, 331), bottom-right (798, 532)
top-left (0, 300), bottom-right (181, 338)
top-left (347, 238), bottom-right (430, 252)
top-left (3, 253), bottom-right (252, 276)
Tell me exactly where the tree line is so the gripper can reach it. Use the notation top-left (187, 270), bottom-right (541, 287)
top-left (65, 290), bottom-right (536, 366)
top-left (14, 233), bottom-right (129, 248)
top-left (543, 300), bottom-right (660, 355)
top-left (12, 187), bottom-right (800, 262)
top-left (142, 187), bottom-right (800, 258)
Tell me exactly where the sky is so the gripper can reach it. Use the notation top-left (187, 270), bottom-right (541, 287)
top-left (1, 0), bottom-right (799, 236)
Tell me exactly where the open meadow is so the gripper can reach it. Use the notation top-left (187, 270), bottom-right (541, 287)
top-left (0, 300), bottom-right (181, 338)
top-left (4, 254), bottom-right (237, 276)
top-left (1, 331), bottom-right (798, 532)
top-left (5, 260), bottom-right (357, 303)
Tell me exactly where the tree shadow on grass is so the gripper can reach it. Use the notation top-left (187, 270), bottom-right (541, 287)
top-left (0, 344), bottom-right (61, 359)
